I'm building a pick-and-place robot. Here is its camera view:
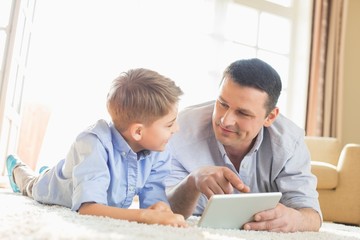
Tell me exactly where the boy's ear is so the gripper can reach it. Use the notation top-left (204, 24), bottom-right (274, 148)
top-left (130, 123), bottom-right (144, 141)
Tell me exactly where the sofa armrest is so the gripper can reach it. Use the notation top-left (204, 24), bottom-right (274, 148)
top-left (316, 143), bottom-right (360, 225)
top-left (311, 161), bottom-right (337, 189)
top-left (338, 144), bottom-right (360, 180)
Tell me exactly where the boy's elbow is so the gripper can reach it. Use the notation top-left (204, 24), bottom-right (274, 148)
top-left (78, 202), bottom-right (96, 215)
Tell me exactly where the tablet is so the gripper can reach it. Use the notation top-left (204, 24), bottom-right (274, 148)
top-left (197, 192), bottom-right (282, 229)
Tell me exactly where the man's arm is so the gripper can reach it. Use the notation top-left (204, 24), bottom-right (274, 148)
top-left (167, 166), bottom-right (250, 218)
top-left (166, 174), bottom-right (201, 219)
top-left (297, 208), bottom-right (322, 231)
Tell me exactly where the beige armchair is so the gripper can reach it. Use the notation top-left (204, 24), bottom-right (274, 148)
top-left (305, 136), bottom-right (360, 226)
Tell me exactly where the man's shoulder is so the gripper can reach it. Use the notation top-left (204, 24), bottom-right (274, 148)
top-left (171, 101), bottom-right (215, 148)
top-left (269, 114), bottom-right (304, 137)
top-left (266, 114), bottom-right (305, 155)
top-left (178, 100), bottom-right (215, 121)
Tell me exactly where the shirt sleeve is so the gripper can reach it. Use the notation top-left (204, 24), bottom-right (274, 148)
top-left (276, 139), bottom-right (322, 216)
top-left (71, 133), bottom-right (111, 211)
top-left (138, 152), bottom-right (171, 208)
top-left (164, 152), bottom-right (190, 188)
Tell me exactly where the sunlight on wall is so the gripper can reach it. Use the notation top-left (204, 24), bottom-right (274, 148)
top-left (22, 0), bottom-right (312, 168)
top-left (25, 0), bottom-right (220, 167)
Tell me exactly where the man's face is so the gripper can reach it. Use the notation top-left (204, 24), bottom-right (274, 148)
top-left (212, 77), bottom-right (276, 149)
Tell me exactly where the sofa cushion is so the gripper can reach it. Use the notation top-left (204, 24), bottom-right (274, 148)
top-left (311, 161), bottom-right (338, 190)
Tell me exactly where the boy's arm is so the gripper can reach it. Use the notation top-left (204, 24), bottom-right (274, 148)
top-left (78, 202), bottom-right (187, 227)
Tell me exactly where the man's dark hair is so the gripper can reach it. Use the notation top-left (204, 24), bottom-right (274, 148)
top-left (222, 58), bottom-right (282, 114)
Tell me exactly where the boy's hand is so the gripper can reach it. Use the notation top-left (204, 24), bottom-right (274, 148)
top-left (148, 201), bottom-right (173, 213)
top-left (142, 206), bottom-right (188, 227)
top-left (79, 202), bottom-right (187, 227)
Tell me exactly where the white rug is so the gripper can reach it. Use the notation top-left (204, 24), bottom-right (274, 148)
top-left (1, 188), bottom-right (359, 240)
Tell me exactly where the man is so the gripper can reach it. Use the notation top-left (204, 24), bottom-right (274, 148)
top-left (165, 58), bottom-right (322, 232)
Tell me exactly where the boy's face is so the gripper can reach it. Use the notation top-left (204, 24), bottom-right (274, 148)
top-left (137, 104), bottom-right (179, 152)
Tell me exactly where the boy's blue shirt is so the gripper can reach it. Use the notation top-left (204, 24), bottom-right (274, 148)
top-left (32, 119), bottom-right (170, 211)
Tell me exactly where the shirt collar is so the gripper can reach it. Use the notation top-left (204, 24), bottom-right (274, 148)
top-left (137, 150), bottom-right (151, 159)
top-left (110, 123), bottom-right (152, 160)
top-left (251, 127), bottom-right (264, 154)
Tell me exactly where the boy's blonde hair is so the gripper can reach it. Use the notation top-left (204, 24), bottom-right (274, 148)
top-left (107, 68), bottom-right (183, 131)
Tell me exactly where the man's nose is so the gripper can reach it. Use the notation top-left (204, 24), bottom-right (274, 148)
top-left (220, 110), bottom-right (236, 126)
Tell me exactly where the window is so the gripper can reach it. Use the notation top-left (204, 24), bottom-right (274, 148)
top-left (204, 0), bottom-right (313, 128)
top-left (17, 0), bottom-right (313, 167)
top-left (0, 0), bottom-right (37, 181)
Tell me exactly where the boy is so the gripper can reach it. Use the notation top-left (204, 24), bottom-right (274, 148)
top-left (6, 68), bottom-right (187, 227)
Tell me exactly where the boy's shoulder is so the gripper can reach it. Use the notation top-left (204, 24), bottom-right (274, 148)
top-left (85, 119), bottom-right (111, 135)
top-left (76, 119), bottom-right (113, 143)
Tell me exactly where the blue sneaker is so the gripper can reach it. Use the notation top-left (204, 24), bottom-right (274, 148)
top-left (39, 166), bottom-right (49, 174)
top-left (6, 155), bottom-right (21, 193)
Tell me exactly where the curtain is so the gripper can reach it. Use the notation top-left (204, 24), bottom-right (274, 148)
top-left (306, 0), bottom-right (347, 138)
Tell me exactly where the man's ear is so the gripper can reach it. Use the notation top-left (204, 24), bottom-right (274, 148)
top-left (129, 123), bottom-right (144, 141)
top-left (264, 107), bottom-right (279, 127)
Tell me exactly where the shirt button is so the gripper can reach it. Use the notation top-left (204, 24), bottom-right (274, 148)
top-left (242, 164), bottom-right (247, 169)
top-left (121, 152), bottom-right (126, 156)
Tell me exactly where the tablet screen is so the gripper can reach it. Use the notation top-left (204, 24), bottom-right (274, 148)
top-left (197, 192), bottom-right (282, 229)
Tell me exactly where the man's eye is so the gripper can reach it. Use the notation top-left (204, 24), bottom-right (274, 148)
top-left (237, 111), bottom-right (251, 117)
top-left (219, 101), bottom-right (228, 108)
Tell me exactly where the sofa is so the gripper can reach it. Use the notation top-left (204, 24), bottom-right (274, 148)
top-left (305, 136), bottom-right (360, 226)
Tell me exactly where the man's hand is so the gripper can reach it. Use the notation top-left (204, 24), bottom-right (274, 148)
top-left (190, 166), bottom-right (250, 199)
top-left (167, 166), bottom-right (249, 218)
top-left (243, 203), bottom-right (321, 232)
